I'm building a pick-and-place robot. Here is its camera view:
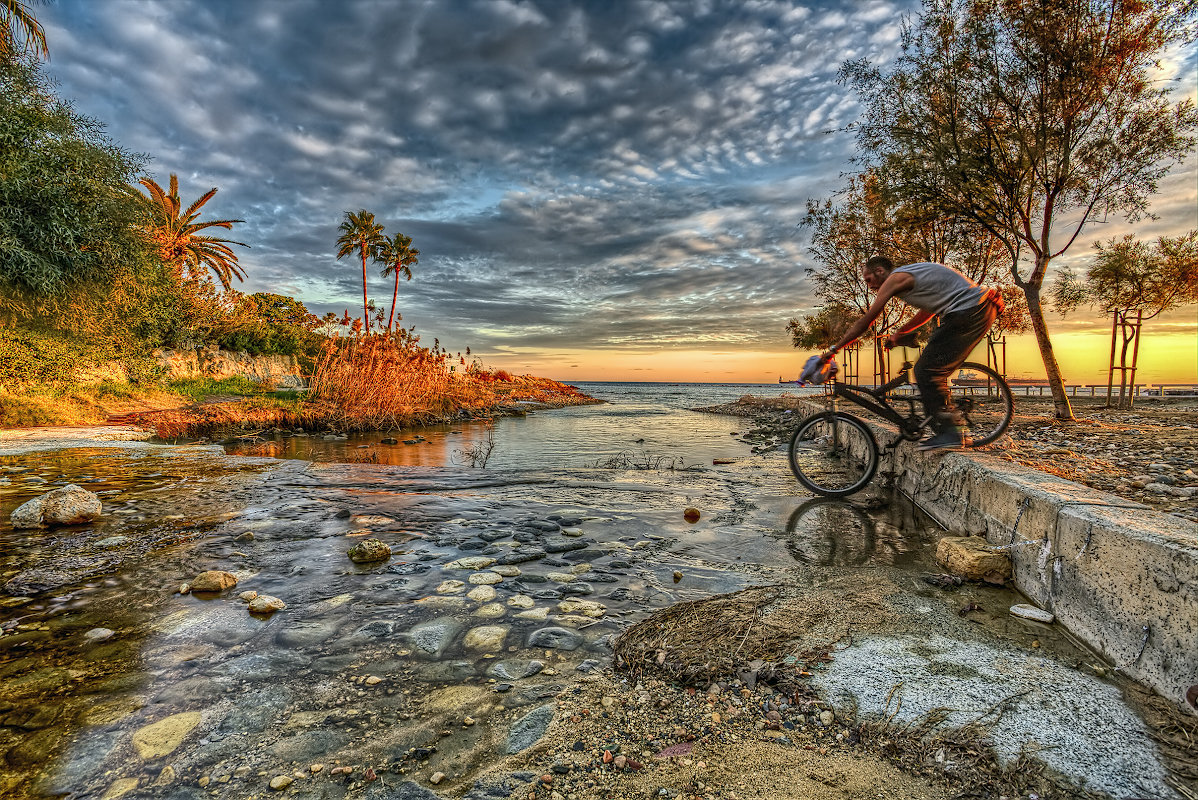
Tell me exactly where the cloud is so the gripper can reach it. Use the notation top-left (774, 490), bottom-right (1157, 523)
top-left (38, 0), bottom-right (1195, 368)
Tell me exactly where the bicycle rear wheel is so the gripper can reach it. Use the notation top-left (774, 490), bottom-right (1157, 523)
top-left (951, 362), bottom-right (1014, 446)
top-left (787, 411), bottom-right (879, 497)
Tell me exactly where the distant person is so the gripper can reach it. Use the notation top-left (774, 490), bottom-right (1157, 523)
top-left (814, 256), bottom-right (1003, 451)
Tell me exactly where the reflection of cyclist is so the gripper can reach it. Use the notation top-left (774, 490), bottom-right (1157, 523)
top-left (815, 256), bottom-right (1002, 451)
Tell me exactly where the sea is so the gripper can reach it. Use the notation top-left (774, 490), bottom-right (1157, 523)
top-left (238, 381), bottom-right (823, 469)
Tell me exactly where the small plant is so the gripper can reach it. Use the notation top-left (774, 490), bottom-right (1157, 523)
top-left (453, 426), bottom-right (496, 468)
top-left (590, 450), bottom-right (690, 471)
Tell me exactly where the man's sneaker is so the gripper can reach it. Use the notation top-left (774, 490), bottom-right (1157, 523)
top-left (918, 428), bottom-right (965, 451)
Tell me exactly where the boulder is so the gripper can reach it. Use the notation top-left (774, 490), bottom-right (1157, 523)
top-left (248, 595), bottom-right (286, 614)
top-left (934, 536), bottom-right (1011, 585)
top-left (10, 485), bottom-right (103, 529)
top-left (189, 571), bottom-right (238, 593)
top-left (347, 539), bottom-right (392, 563)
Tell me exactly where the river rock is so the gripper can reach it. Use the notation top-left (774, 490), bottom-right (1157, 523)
top-left (10, 484), bottom-right (103, 529)
top-left (488, 660), bottom-right (544, 680)
top-left (507, 594), bottom-right (535, 609)
top-left (189, 571), bottom-right (238, 593)
top-left (83, 627), bottom-right (115, 643)
top-left (464, 625), bottom-right (509, 651)
top-left (527, 626), bottom-right (583, 651)
top-left (348, 538), bottom-right (392, 563)
top-left (496, 548), bottom-right (547, 565)
top-left (445, 556), bottom-right (496, 570)
top-left (467, 585), bottom-right (498, 603)
top-left (934, 536), bottom-right (1011, 585)
top-left (247, 595), bottom-right (286, 614)
top-left (474, 602), bottom-right (506, 618)
top-left (468, 571), bottom-right (503, 585)
top-left (405, 617), bottom-right (463, 658)
top-left (131, 712), bottom-right (202, 759)
top-left (504, 704), bottom-right (556, 754)
top-left (437, 580), bottom-right (466, 594)
top-left (515, 607), bottom-right (550, 621)
top-left (557, 599), bottom-right (605, 618)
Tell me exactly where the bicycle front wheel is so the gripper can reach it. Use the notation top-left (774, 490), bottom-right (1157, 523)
top-left (951, 362), bottom-right (1014, 447)
top-left (787, 411), bottom-right (879, 497)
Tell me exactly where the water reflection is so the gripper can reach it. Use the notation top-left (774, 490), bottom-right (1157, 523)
top-left (779, 495), bottom-right (937, 567)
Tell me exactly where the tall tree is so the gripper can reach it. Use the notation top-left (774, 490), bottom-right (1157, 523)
top-left (0, 56), bottom-right (147, 306)
top-left (376, 231), bottom-right (419, 334)
top-left (1054, 231), bottom-right (1198, 407)
top-left (335, 210), bottom-right (385, 334)
top-left (840, 0), bottom-right (1198, 419)
top-left (135, 174), bottom-right (248, 290)
top-left (1, 0), bottom-right (47, 61)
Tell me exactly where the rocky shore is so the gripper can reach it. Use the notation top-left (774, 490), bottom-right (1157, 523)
top-left (697, 394), bottom-right (1198, 523)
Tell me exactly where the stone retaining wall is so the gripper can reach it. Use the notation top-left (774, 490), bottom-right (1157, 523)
top-left (78, 345), bottom-right (305, 390)
top-left (797, 399), bottom-right (1198, 714)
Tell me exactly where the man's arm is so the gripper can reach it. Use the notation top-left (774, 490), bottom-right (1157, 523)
top-left (818, 271), bottom-right (914, 363)
top-left (884, 309), bottom-right (935, 347)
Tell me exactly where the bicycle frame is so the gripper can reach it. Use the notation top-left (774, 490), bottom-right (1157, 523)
top-left (825, 361), bottom-right (930, 441)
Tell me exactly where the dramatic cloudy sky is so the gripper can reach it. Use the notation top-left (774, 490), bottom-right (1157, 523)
top-left (38, 0), bottom-right (1198, 382)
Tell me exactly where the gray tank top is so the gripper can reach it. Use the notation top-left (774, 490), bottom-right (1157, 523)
top-left (893, 262), bottom-right (985, 316)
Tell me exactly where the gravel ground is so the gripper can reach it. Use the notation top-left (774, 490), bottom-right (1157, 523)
top-left (991, 397), bottom-right (1198, 524)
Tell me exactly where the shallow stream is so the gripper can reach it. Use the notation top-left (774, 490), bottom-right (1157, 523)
top-left (0, 383), bottom-right (1168, 799)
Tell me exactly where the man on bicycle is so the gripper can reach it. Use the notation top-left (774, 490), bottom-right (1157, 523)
top-left (814, 256), bottom-right (1002, 451)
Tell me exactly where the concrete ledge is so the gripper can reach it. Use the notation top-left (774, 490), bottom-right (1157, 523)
top-left (795, 399), bottom-right (1198, 713)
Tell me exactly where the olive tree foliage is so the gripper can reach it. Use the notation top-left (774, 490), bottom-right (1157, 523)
top-left (839, 0), bottom-right (1198, 420)
top-left (0, 56), bottom-right (150, 304)
top-left (1054, 232), bottom-right (1198, 319)
top-left (794, 169), bottom-right (1018, 348)
top-left (787, 302), bottom-right (856, 350)
top-left (1054, 231), bottom-right (1198, 406)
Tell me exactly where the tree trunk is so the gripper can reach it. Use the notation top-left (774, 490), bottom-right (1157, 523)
top-left (387, 270), bottom-right (399, 334)
top-left (1024, 284), bottom-right (1074, 420)
top-left (360, 252), bottom-right (370, 334)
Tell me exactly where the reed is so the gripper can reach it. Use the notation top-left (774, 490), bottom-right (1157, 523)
top-left (307, 333), bottom-right (594, 431)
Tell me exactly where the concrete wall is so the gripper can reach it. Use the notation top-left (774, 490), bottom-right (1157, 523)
top-left (797, 399), bottom-right (1198, 713)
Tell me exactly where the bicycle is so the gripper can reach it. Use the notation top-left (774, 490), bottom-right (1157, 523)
top-left (786, 349), bottom-right (1014, 497)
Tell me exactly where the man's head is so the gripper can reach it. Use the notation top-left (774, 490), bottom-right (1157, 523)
top-left (862, 255), bottom-right (894, 291)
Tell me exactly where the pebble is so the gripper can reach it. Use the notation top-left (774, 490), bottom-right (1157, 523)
top-left (269, 775), bottom-right (293, 790)
top-left (430, 771), bottom-right (445, 784)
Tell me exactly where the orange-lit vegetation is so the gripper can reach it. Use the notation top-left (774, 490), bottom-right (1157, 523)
top-left (306, 332), bottom-right (596, 431)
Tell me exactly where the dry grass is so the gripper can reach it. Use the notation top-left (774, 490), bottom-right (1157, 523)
top-left (306, 334), bottom-right (595, 431)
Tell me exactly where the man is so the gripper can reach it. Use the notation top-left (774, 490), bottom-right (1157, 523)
top-left (815, 256), bottom-right (1002, 451)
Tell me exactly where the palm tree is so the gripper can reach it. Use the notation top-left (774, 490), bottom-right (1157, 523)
top-left (335, 210), bottom-right (385, 334)
top-left (1, 0), bottom-right (48, 61)
top-left (136, 174), bottom-right (249, 290)
top-left (376, 232), bottom-right (419, 333)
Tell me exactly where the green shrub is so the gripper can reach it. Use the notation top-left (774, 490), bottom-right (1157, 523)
top-left (0, 326), bottom-right (101, 387)
top-left (165, 376), bottom-right (267, 402)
